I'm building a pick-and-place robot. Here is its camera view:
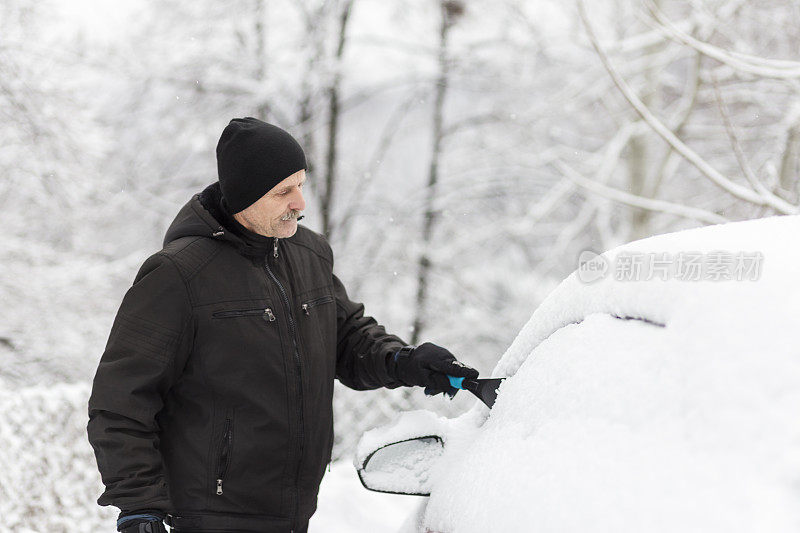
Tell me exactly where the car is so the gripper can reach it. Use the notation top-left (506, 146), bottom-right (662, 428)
top-left (355, 215), bottom-right (800, 533)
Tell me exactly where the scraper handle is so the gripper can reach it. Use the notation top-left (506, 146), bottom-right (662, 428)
top-left (447, 375), bottom-right (480, 392)
top-left (447, 375), bottom-right (464, 389)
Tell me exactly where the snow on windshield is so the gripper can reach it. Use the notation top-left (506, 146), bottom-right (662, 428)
top-left (418, 215), bottom-right (800, 532)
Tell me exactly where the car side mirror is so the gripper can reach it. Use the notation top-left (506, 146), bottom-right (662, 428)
top-left (356, 435), bottom-right (445, 496)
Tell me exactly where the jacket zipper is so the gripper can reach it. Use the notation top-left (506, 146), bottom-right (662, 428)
top-left (215, 417), bottom-right (233, 495)
top-left (301, 295), bottom-right (334, 316)
top-left (264, 237), bottom-right (304, 528)
top-left (212, 308), bottom-right (276, 321)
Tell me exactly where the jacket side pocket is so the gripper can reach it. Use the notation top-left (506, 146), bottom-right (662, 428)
top-left (214, 409), bottom-right (235, 496)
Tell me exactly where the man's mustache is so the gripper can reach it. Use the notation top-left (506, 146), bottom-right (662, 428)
top-left (281, 210), bottom-right (304, 221)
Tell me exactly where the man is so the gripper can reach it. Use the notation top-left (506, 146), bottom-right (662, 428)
top-left (87, 117), bottom-right (478, 533)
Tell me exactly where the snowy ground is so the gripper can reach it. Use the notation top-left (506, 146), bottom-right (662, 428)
top-left (310, 461), bottom-right (421, 532)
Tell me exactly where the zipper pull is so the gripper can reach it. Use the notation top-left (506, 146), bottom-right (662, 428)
top-left (302, 304), bottom-right (309, 316)
top-left (264, 308), bottom-right (276, 321)
top-left (216, 478), bottom-right (223, 495)
top-left (273, 238), bottom-right (279, 259)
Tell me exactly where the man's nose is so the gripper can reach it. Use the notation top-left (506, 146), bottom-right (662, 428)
top-left (288, 187), bottom-right (306, 212)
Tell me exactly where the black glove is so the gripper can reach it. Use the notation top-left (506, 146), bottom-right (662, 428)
top-left (388, 342), bottom-right (479, 397)
top-left (117, 510), bottom-right (167, 533)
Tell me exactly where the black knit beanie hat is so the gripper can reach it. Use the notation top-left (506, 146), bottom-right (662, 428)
top-left (216, 117), bottom-right (307, 213)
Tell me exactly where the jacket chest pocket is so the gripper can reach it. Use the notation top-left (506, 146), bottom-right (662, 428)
top-left (200, 302), bottom-right (283, 391)
top-left (298, 290), bottom-right (336, 356)
top-left (300, 295), bottom-right (334, 317)
top-left (212, 307), bottom-right (276, 322)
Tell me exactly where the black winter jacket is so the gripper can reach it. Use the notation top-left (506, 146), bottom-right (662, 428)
top-left (87, 182), bottom-right (407, 531)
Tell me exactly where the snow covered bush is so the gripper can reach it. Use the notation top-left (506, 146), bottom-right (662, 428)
top-left (0, 382), bottom-right (114, 532)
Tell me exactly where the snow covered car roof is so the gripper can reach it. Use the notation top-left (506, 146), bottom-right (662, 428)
top-left (360, 215), bottom-right (800, 532)
top-left (491, 214), bottom-right (798, 381)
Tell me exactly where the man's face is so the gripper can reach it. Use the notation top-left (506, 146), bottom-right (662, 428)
top-left (233, 170), bottom-right (306, 238)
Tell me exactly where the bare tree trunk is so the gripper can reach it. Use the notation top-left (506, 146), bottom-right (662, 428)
top-left (626, 0), bottom-right (662, 241)
top-left (254, 0), bottom-right (271, 120)
top-left (296, 4), bottom-right (326, 183)
top-left (322, 0), bottom-right (354, 239)
top-left (779, 121), bottom-right (800, 202)
top-left (411, 1), bottom-right (461, 345)
top-left (298, 91), bottom-right (316, 179)
top-left (627, 136), bottom-right (653, 240)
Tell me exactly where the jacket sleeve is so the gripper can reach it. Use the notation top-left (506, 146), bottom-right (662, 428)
top-left (333, 271), bottom-right (408, 391)
top-left (87, 252), bottom-right (193, 513)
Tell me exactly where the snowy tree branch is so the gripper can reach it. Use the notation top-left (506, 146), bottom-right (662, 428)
top-left (576, 0), bottom-right (799, 215)
top-left (644, 0), bottom-right (800, 79)
top-left (558, 160), bottom-right (729, 225)
top-left (711, 78), bottom-right (772, 197)
top-left (644, 51), bottom-right (702, 199)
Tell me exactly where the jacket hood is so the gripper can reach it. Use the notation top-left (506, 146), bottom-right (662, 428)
top-left (163, 182), bottom-right (279, 263)
top-left (163, 182), bottom-right (232, 245)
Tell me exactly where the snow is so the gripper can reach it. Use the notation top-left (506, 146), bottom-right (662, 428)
top-left (356, 410), bottom-right (449, 466)
top-left (361, 215), bottom-right (800, 532)
top-left (0, 382), bottom-right (117, 531)
top-left (310, 460), bottom-right (422, 532)
top-left (356, 411), bottom-right (448, 495)
top-left (492, 215), bottom-right (800, 383)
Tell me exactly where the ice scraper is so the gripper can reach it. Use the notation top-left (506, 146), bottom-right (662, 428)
top-left (447, 375), bottom-right (506, 408)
